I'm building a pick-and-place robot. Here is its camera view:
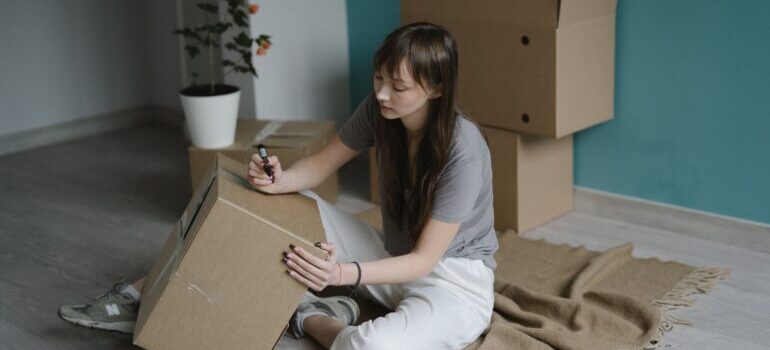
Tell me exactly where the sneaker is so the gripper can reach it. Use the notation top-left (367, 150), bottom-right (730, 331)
top-left (288, 292), bottom-right (360, 339)
top-left (58, 282), bottom-right (140, 334)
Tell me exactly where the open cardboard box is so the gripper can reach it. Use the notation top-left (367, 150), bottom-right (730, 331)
top-left (134, 153), bottom-right (327, 349)
top-left (402, 0), bottom-right (617, 138)
top-left (188, 120), bottom-right (338, 203)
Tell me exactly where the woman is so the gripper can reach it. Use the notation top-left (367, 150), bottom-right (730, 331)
top-left (59, 22), bottom-right (498, 349)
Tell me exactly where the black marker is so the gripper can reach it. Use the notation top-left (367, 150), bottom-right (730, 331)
top-left (256, 144), bottom-right (274, 182)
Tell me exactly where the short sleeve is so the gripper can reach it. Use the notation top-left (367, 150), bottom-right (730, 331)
top-left (337, 93), bottom-right (376, 151)
top-left (431, 158), bottom-right (483, 223)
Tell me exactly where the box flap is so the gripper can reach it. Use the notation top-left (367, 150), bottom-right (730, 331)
top-left (233, 120), bottom-right (336, 150)
top-left (557, 0), bottom-right (617, 28)
top-left (402, 0), bottom-right (559, 28)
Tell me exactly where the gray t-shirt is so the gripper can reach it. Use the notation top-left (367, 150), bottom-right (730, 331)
top-left (338, 93), bottom-right (499, 270)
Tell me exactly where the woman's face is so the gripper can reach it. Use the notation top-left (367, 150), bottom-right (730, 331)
top-left (373, 60), bottom-right (440, 121)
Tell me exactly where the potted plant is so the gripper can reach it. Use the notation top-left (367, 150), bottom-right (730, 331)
top-left (173, 0), bottom-right (272, 148)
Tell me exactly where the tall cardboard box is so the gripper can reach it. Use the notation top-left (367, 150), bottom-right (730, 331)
top-left (188, 120), bottom-right (338, 203)
top-left (402, 0), bottom-right (617, 138)
top-left (484, 126), bottom-right (573, 233)
top-left (368, 128), bottom-right (572, 233)
top-left (134, 153), bottom-right (327, 350)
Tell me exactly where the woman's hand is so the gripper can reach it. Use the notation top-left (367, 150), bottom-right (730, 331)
top-left (247, 154), bottom-right (285, 194)
top-left (283, 241), bottom-right (342, 292)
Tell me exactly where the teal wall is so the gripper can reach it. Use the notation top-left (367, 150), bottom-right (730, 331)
top-left (345, 0), bottom-right (400, 112)
top-left (575, 0), bottom-right (770, 225)
top-left (346, 1), bottom-right (770, 225)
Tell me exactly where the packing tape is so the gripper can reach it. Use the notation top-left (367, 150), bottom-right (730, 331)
top-left (251, 120), bottom-right (321, 146)
top-left (252, 121), bottom-right (284, 144)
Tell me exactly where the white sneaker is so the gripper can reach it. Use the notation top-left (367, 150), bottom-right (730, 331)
top-left (287, 292), bottom-right (359, 339)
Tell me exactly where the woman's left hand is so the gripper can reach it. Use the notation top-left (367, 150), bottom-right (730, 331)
top-left (283, 241), bottom-right (341, 292)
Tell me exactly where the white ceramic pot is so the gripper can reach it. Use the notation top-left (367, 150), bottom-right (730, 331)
top-left (179, 84), bottom-right (241, 149)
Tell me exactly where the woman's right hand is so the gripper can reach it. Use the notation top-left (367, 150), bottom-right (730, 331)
top-left (247, 154), bottom-right (285, 194)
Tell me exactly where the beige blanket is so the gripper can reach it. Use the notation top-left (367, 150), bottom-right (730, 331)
top-left (352, 209), bottom-right (728, 350)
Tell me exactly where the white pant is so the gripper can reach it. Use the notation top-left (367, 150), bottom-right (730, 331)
top-left (306, 192), bottom-right (495, 350)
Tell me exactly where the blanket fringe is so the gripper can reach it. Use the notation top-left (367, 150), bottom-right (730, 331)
top-left (642, 267), bottom-right (729, 349)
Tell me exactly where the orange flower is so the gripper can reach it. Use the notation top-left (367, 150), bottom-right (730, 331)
top-left (249, 4), bottom-right (259, 14)
top-left (256, 47), bottom-right (267, 56)
top-left (261, 41), bottom-right (271, 50)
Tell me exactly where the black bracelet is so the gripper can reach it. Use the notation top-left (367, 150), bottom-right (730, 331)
top-left (350, 261), bottom-right (361, 297)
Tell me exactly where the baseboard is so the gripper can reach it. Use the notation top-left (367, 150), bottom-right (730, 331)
top-left (574, 186), bottom-right (770, 254)
top-left (0, 105), bottom-right (184, 157)
top-left (147, 104), bottom-right (185, 127)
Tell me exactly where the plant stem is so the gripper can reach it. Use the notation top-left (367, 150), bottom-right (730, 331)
top-left (209, 38), bottom-right (214, 94)
top-left (205, 10), bottom-right (215, 95)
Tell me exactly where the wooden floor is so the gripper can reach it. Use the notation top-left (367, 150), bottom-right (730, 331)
top-left (1, 123), bottom-right (768, 349)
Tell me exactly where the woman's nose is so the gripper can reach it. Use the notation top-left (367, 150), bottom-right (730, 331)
top-left (375, 87), bottom-right (390, 102)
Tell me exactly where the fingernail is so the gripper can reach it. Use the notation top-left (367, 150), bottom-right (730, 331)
top-left (314, 242), bottom-right (322, 247)
top-left (282, 251), bottom-right (288, 258)
top-left (289, 244), bottom-right (296, 250)
top-left (281, 257), bottom-right (287, 263)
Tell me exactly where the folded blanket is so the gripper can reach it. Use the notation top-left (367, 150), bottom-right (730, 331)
top-left (465, 231), bottom-right (727, 350)
top-left (353, 208), bottom-right (728, 350)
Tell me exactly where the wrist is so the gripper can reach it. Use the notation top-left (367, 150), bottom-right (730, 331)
top-left (277, 169), bottom-right (294, 193)
top-left (337, 263), bottom-right (356, 286)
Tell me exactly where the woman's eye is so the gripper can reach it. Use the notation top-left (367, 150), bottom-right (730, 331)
top-left (394, 87), bottom-right (406, 92)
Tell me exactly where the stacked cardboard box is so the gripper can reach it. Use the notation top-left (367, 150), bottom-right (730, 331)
top-left (369, 0), bottom-right (617, 233)
top-left (189, 120), bottom-right (338, 203)
top-left (134, 153), bottom-right (328, 350)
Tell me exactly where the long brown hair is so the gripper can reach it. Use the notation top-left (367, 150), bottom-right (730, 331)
top-left (372, 22), bottom-right (459, 246)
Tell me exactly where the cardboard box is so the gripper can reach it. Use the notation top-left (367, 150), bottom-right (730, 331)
top-left (483, 126), bottom-right (573, 232)
top-left (189, 120), bottom-right (338, 203)
top-left (368, 127), bottom-right (572, 233)
top-left (402, 0), bottom-right (617, 138)
top-left (135, 153), bottom-right (327, 350)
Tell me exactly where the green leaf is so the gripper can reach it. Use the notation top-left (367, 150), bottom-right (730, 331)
top-left (225, 43), bottom-right (238, 50)
top-left (233, 10), bottom-right (248, 27)
top-left (245, 61), bottom-right (257, 76)
top-left (185, 45), bottom-right (200, 58)
top-left (241, 51), bottom-right (252, 63)
top-left (210, 22), bottom-right (231, 35)
top-left (195, 3), bottom-right (218, 14)
top-left (227, 0), bottom-right (244, 9)
top-left (173, 28), bottom-right (196, 38)
top-left (234, 32), bottom-right (252, 47)
top-left (222, 59), bottom-right (236, 66)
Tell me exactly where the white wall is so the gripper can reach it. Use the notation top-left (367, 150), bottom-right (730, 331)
top-left (0, 0), bottom-right (351, 139)
top-left (146, 0), bottom-right (186, 110)
top-left (0, 0), bottom-right (183, 138)
top-left (223, 0), bottom-right (351, 124)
